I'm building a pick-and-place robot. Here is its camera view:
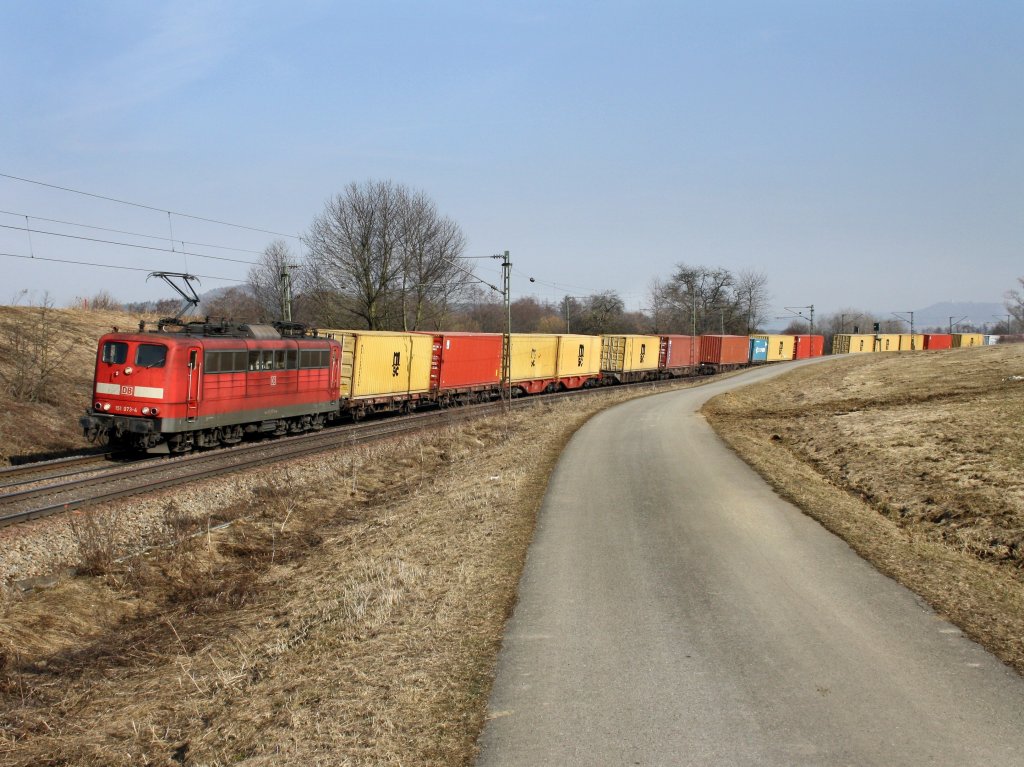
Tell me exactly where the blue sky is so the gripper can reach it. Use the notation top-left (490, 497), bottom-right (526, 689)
top-left (1, 1), bottom-right (1021, 319)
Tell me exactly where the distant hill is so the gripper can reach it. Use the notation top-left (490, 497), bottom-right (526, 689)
top-left (907, 301), bottom-right (1008, 331)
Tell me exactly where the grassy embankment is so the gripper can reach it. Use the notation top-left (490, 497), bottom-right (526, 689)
top-left (704, 344), bottom-right (1024, 675)
top-left (0, 346), bottom-right (704, 765)
top-left (2, 307), bottom-right (1021, 764)
top-left (0, 306), bottom-right (152, 463)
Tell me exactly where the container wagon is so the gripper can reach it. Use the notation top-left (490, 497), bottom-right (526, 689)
top-left (792, 335), bottom-right (825, 359)
top-left (321, 329), bottom-right (434, 419)
top-left (749, 336), bottom-right (768, 363)
top-left (659, 335), bottom-right (698, 376)
top-left (750, 334), bottom-right (795, 362)
top-left (554, 334), bottom-right (602, 389)
top-left (923, 334), bottom-right (953, 350)
top-left (698, 335), bottom-right (749, 373)
top-left (897, 334), bottom-right (925, 351)
top-left (874, 334), bottom-right (900, 352)
top-left (952, 333), bottom-right (984, 348)
top-left (600, 334), bottom-right (662, 383)
top-left (832, 334), bottom-right (875, 354)
top-left (428, 331), bottom-right (502, 406)
top-left (508, 334), bottom-right (560, 393)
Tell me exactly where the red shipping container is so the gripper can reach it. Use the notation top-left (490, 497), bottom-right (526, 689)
top-left (793, 335), bottom-right (825, 359)
top-left (699, 335), bottom-right (749, 366)
top-left (659, 335), bottom-right (698, 369)
top-left (429, 332), bottom-right (502, 391)
top-left (923, 334), bottom-right (953, 350)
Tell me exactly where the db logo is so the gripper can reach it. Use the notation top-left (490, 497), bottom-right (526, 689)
top-left (120, 385), bottom-right (134, 396)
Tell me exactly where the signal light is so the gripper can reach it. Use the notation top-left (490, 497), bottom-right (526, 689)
top-left (150, 407), bottom-right (159, 416)
top-left (142, 407), bottom-right (150, 415)
top-left (95, 402), bottom-right (102, 410)
top-left (102, 403), bottom-right (111, 411)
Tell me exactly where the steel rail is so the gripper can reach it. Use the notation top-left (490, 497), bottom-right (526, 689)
top-left (0, 372), bottom-right (713, 530)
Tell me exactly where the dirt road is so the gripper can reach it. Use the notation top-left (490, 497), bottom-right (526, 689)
top-left (475, 362), bottom-right (1024, 766)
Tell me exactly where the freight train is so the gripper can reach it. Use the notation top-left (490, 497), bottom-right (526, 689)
top-left (79, 321), bottom-right (981, 455)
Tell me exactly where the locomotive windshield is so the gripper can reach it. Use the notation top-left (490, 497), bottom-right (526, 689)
top-left (136, 343), bottom-right (167, 368)
top-left (101, 341), bottom-right (128, 364)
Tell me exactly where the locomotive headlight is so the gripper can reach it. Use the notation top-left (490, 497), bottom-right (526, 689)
top-left (102, 403), bottom-right (111, 411)
top-left (95, 401), bottom-right (102, 410)
top-left (142, 407), bottom-right (150, 415)
top-left (150, 407), bottom-right (159, 416)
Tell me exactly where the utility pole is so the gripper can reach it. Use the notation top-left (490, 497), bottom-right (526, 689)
top-left (280, 263), bottom-right (297, 322)
top-left (784, 304), bottom-right (815, 334)
top-left (493, 251), bottom-right (512, 410)
top-left (564, 295), bottom-right (571, 333)
top-left (892, 311), bottom-right (915, 348)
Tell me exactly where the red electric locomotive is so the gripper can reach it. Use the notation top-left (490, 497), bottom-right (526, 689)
top-left (81, 320), bottom-right (342, 453)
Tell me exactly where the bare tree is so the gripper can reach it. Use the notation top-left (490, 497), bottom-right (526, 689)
top-left (304, 180), bottom-right (470, 330)
top-left (304, 180), bottom-right (405, 329)
top-left (734, 270), bottom-right (770, 333)
top-left (659, 264), bottom-right (741, 334)
top-left (200, 286), bottom-right (263, 320)
top-left (396, 191), bottom-right (470, 330)
top-left (0, 294), bottom-right (74, 403)
top-left (248, 240), bottom-right (298, 321)
top-left (569, 291), bottom-right (627, 335)
top-left (1005, 277), bottom-right (1024, 333)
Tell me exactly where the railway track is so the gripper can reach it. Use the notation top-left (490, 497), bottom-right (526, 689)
top-left (0, 375), bottom-right (700, 530)
top-left (0, 452), bottom-right (116, 489)
top-left (0, 400), bottom-right (501, 529)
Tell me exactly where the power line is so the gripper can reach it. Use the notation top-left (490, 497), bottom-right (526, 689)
top-left (0, 208), bottom-right (266, 255)
top-left (0, 251), bottom-right (242, 282)
top-left (0, 221), bottom-right (259, 266)
top-left (0, 171), bottom-right (300, 239)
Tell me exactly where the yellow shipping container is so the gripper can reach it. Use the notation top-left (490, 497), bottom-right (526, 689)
top-left (600, 335), bottom-right (661, 373)
top-left (832, 334), bottom-right (875, 354)
top-left (555, 334), bottom-right (602, 378)
top-left (874, 334), bottom-right (900, 352)
top-left (898, 334), bottom-right (925, 351)
top-left (750, 334), bottom-right (795, 361)
top-left (509, 334), bottom-right (559, 381)
top-left (952, 333), bottom-right (984, 348)
top-left (321, 330), bottom-right (432, 398)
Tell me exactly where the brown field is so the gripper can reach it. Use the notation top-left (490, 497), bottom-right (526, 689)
top-left (0, 375), bottom-right (705, 766)
top-left (3, 310), bottom-right (1022, 764)
top-left (0, 306), bottom-right (153, 463)
top-left (703, 345), bottom-right (1024, 674)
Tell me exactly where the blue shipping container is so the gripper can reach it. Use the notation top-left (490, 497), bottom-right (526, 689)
top-left (749, 337), bottom-right (768, 362)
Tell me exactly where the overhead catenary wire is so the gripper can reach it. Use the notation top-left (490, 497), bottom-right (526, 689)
top-left (0, 171), bottom-right (300, 240)
top-left (0, 251), bottom-right (242, 282)
top-left (0, 209), bottom-right (266, 254)
top-left (0, 222), bottom-right (260, 265)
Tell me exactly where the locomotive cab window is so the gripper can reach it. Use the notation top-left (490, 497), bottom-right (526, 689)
top-left (102, 341), bottom-right (128, 364)
top-left (299, 349), bottom-right (329, 368)
top-left (136, 344), bottom-right (167, 368)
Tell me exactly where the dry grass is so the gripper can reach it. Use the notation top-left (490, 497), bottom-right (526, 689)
top-left (704, 345), bottom-right (1024, 674)
top-left (0, 382), bottom-right (693, 766)
top-left (0, 307), bottom-right (155, 464)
